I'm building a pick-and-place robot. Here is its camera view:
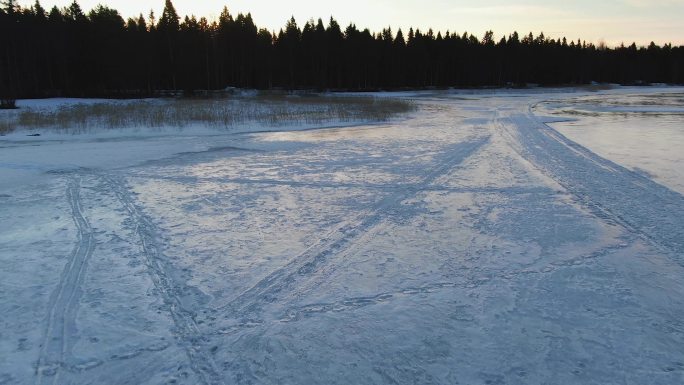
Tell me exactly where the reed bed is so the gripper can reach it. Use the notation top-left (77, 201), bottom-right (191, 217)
top-left (1, 95), bottom-right (414, 134)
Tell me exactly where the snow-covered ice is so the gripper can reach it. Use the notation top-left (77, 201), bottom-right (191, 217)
top-left (536, 92), bottom-right (684, 194)
top-left (2, 87), bottom-right (684, 384)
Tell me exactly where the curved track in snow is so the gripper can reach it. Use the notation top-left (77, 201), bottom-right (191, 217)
top-left (36, 178), bottom-right (96, 384)
top-left (500, 103), bottom-right (684, 261)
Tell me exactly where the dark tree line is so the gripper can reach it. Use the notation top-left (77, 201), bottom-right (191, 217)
top-left (1, 0), bottom-right (683, 98)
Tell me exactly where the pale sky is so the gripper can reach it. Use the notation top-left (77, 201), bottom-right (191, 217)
top-left (19, 0), bottom-right (684, 46)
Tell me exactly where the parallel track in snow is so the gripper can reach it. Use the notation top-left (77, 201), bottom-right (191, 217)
top-left (279, 240), bottom-right (633, 323)
top-left (212, 136), bottom-right (491, 329)
top-left (102, 175), bottom-right (225, 385)
top-left (36, 177), bottom-right (97, 385)
top-left (127, 173), bottom-right (548, 195)
top-left (499, 104), bottom-right (684, 261)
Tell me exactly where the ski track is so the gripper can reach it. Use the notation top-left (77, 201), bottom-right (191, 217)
top-left (100, 174), bottom-right (225, 385)
top-left (268, 240), bottom-right (633, 325)
top-left (35, 177), bottom-right (97, 385)
top-left (128, 175), bottom-right (399, 191)
top-left (501, 104), bottom-right (684, 261)
top-left (127, 173), bottom-right (550, 196)
top-left (211, 136), bottom-right (491, 330)
top-left (106, 340), bottom-right (171, 362)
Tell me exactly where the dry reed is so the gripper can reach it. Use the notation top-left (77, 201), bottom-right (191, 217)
top-left (1, 95), bottom-right (414, 134)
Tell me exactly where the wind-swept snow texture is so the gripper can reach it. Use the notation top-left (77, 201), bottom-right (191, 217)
top-left (2, 87), bottom-right (684, 385)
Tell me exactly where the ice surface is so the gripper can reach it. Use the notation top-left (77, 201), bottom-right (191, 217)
top-left (2, 87), bottom-right (684, 384)
top-left (538, 93), bottom-right (684, 194)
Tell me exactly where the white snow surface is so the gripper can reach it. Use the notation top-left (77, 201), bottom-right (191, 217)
top-left (2, 87), bottom-right (684, 384)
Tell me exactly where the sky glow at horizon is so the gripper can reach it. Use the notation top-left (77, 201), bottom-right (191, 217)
top-left (17, 0), bottom-right (684, 46)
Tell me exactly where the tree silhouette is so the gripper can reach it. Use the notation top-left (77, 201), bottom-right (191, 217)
top-left (157, 0), bottom-right (179, 32)
top-left (0, 0), bottom-right (682, 98)
top-left (156, 0), bottom-right (180, 89)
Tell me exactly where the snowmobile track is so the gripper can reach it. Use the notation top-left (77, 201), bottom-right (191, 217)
top-left (36, 177), bottom-right (96, 385)
top-left (101, 174), bottom-right (225, 385)
top-left (279, 239), bottom-right (632, 323)
top-left (213, 136), bottom-right (490, 325)
top-left (501, 106), bottom-right (684, 261)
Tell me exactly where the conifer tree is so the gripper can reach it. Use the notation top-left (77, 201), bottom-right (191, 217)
top-left (33, 0), bottom-right (46, 20)
top-left (158, 0), bottom-right (179, 32)
top-left (65, 1), bottom-right (86, 23)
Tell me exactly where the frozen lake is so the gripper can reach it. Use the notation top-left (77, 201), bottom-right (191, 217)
top-left (539, 92), bottom-right (684, 195)
top-left (2, 87), bottom-right (684, 384)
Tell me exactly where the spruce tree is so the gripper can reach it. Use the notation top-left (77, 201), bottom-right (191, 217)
top-left (66, 1), bottom-right (86, 23)
top-left (158, 0), bottom-right (179, 32)
top-left (33, 0), bottom-right (46, 20)
top-left (47, 5), bottom-right (62, 22)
